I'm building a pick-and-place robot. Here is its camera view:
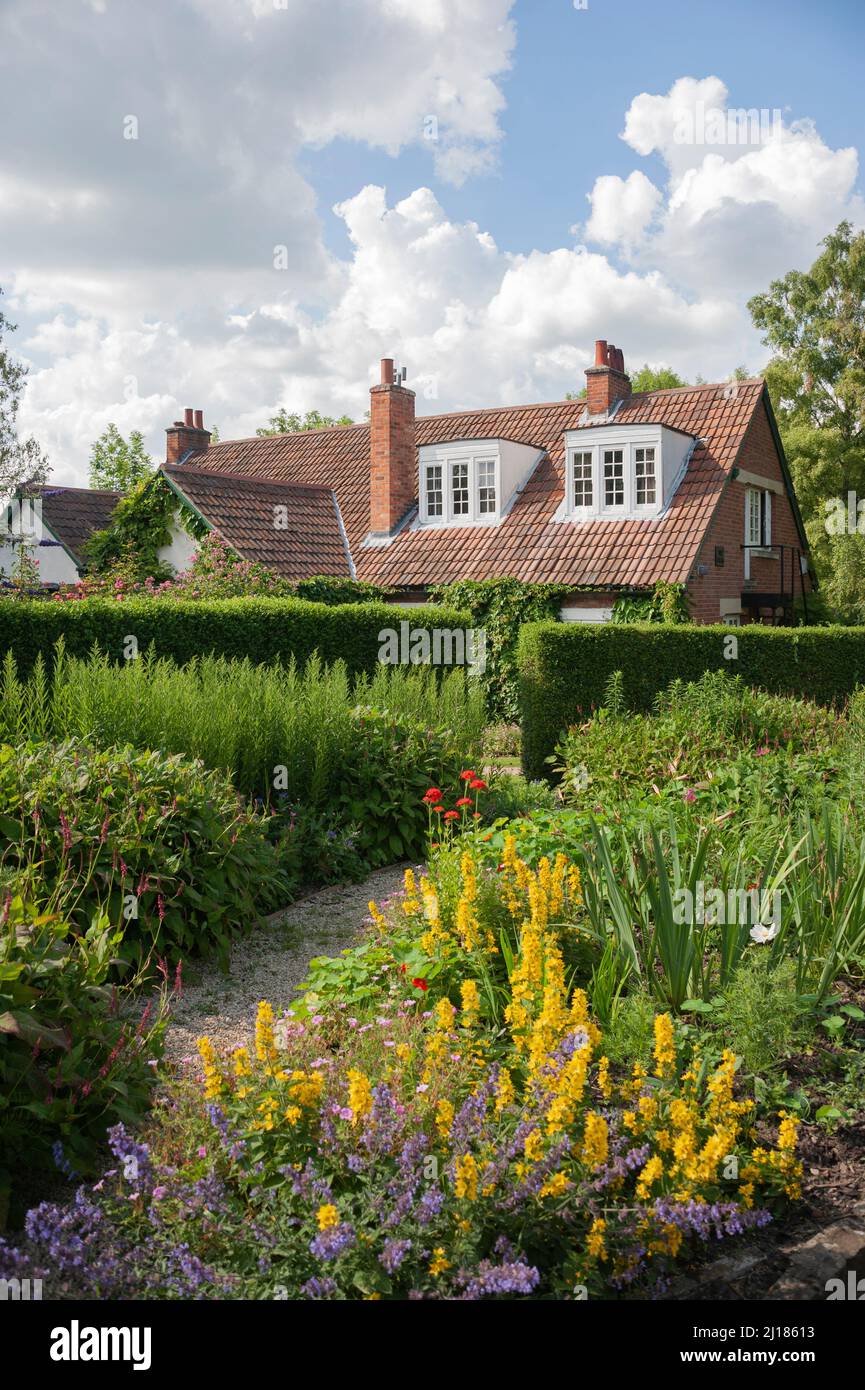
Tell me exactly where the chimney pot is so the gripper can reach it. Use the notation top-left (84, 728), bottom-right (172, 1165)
top-left (369, 365), bottom-right (415, 536)
top-left (585, 337), bottom-right (631, 415)
top-left (184, 408), bottom-right (194, 427)
top-left (193, 409), bottom-right (204, 429)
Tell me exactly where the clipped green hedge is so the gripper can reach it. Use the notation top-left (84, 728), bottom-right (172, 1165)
top-left (0, 596), bottom-right (470, 677)
top-left (518, 621), bottom-right (865, 779)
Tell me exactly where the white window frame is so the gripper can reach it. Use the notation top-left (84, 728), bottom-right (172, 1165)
top-left (565, 435), bottom-right (663, 519)
top-left (419, 447), bottom-right (502, 526)
top-left (745, 486), bottom-right (772, 548)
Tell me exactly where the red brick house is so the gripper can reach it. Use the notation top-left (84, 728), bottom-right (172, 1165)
top-left (154, 340), bottom-right (813, 625)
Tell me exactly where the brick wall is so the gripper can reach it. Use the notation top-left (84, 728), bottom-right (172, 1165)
top-left (369, 374), bottom-right (416, 536)
top-left (688, 397), bottom-right (811, 624)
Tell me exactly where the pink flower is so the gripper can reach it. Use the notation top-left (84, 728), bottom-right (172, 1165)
top-left (682, 788), bottom-right (697, 803)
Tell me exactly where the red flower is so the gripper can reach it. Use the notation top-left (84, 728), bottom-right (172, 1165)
top-left (444, 810), bottom-right (459, 821)
top-left (433, 805), bottom-right (445, 813)
top-left (412, 978), bottom-right (428, 991)
top-left (456, 796), bottom-right (472, 807)
top-left (470, 778), bottom-right (487, 791)
top-left (401, 964), bottom-right (407, 973)
top-left (423, 787), bottom-right (443, 802)
top-left (460, 770), bottom-right (476, 781)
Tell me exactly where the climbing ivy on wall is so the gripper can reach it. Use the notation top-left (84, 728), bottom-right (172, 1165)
top-left (429, 577), bottom-right (568, 721)
top-left (83, 474), bottom-right (206, 579)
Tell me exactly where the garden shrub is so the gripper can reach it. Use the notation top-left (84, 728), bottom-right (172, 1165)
top-left (430, 578), bottom-right (566, 722)
top-left (0, 740), bottom-right (288, 967)
top-left (0, 594), bottom-right (470, 679)
top-left (518, 621), bottom-right (865, 779)
top-left (0, 890), bottom-right (168, 1220)
top-left (337, 708), bottom-right (475, 866)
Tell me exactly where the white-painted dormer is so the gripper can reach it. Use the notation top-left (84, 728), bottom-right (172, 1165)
top-left (557, 423), bottom-right (695, 523)
top-left (416, 438), bottom-right (542, 528)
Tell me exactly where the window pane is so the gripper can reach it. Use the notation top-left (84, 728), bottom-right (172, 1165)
top-left (603, 448), bottom-right (624, 506)
top-left (425, 463), bottom-right (442, 517)
top-left (451, 460), bottom-right (469, 516)
top-left (572, 450), bottom-right (592, 508)
top-left (477, 457), bottom-right (496, 515)
top-left (747, 489), bottom-right (761, 545)
top-left (635, 445), bottom-right (656, 505)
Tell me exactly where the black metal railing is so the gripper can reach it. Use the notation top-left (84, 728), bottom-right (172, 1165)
top-left (740, 544), bottom-right (809, 623)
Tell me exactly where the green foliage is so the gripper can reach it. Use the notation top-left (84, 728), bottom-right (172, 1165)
top-left (88, 423), bottom-right (153, 492)
top-left (0, 889), bottom-right (167, 1215)
top-left (294, 575), bottom-right (391, 606)
top-left (0, 739), bottom-right (287, 967)
top-left (716, 957), bottom-right (806, 1078)
top-left (0, 287), bottom-right (48, 496)
top-left (429, 577), bottom-right (566, 721)
top-left (337, 707), bottom-right (476, 866)
top-left (0, 594), bottom-right (470, 679)
top-left (256, 408), bottom-right (354, 436)
top-left (83, 474), bottom-right (177, 580)
top-left (748, 221), bottom-right (865, 620)
top-left (628, 365), bottom-right (688, 393)
top-left (517, 620), bottom-right (865, 780)
top-left (611, 581), bottom-right (690, 624)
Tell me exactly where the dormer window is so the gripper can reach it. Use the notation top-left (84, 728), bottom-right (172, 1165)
top-left (478, 457), bottom-right (496, 514)
top-left (425, 463), bottom-right (443, 517)
top-left (635, 446), bottom-right (656, 505)
top-left (559, 423), bottom-right (695, 523)
top-left (603, 448), bottom-right (624, 506)
top-left (417, 437), bottom-right (541, 529)
top-left (572, 450), bottom-right (592, 509)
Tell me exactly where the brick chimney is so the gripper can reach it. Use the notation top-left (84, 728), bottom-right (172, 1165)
top-left (369, 358), bottom-right (416, 537)
top-left (584, 340), bottom-right (631, 415)
top-left (165, 407), bottom-right (211, 464)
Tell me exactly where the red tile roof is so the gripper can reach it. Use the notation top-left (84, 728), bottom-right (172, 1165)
top-left (178, 381), bottom-right (768, 590)
top-left (36, 485), bottom-right (122, 564)
top-left (162, 465), bottom-right (351, 580)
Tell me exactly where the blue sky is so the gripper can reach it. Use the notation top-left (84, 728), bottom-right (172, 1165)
top-left (307, 0), bottom-right (865, 262)
top-left (0, 0), bottom-right (862, 482)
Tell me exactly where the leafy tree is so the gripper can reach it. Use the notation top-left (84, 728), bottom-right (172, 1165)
top-left (256, 408), bottom-right (353, 437)
top-left (748, 221), bottom-right (865, 621)
top-left (628, 365), bottom-right (687, 393)
top-left (88, 423), bottom-right (153, 492)
top-left (0, 288), bottom-right (48, 498)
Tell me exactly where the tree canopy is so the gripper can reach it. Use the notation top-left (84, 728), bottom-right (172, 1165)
top-left (256, 408), bottom-right (354, 437)
top-left (0, 288), bottom-right (48, 498)
top-left (88, 423), bottom-right (154, 492)
top-left (749, 220), bottom-right (865, 621)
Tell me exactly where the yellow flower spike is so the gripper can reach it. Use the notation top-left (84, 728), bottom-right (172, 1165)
top-left (460, 978), bottom-right (481, 1028)
top-left (495, 1068), bottom-right (516, 1113)
top-left (429, 1248), bottom-right (450, 1276)
top-left (581, 1111), bottom-right (609, 1167)
top-left (197, 1035), bottom-right (223, 1100)
top-left (539, 1171), bottom-right (571, 1198)
top-left (586, 1217), bottom-right (607, 1260)
top-left (635, 1154), bottom-right (664, 1200)
top-left (523, 1129), bottom-right (544, 1163)
top-left (368, 900), bottom-right (386, 931)
top-left (402, 868), bottom-right (420, 916)
top-left (435, 1098), bottom-right (455, 1139)
top-left (346, 1068), bottom-right (373, 1125)
top-left (316, 1204), bottom-right (339, 1231)
top-left (596, 1055), bottom-right (612, 1100)
top-left (653, 1013), bottom-right (676, 1079)
top-left (454, 1154), bottom-right (479, 1201)
top-left (254, 1001), bottom-right (278, 1065)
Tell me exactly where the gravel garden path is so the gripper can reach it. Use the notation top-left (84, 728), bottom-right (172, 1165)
top-left (163, 864), bottom-right (406, 1065)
